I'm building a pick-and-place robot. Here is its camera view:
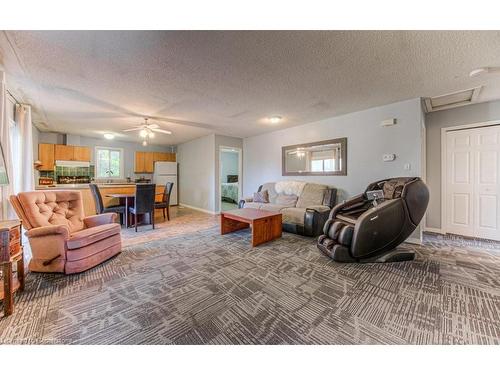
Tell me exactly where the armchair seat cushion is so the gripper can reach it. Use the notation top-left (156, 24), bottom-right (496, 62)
top-left (67, 223), bottom-right (121, 250)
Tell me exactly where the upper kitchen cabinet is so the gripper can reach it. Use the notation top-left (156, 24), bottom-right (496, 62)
top-left (135, 152), bottom-right (176, 173)
top-left (154, 152), bottom-right (176, 162)
top-left (54, 145), bottom-right (91, 162)
top-left (73, 146), bottom-right (91, 161)
top-left (38, 143), bottom-right (55, 171)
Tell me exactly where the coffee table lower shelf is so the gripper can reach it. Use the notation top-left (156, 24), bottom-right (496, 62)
top-left (220, 208), bottom-right (282, 247)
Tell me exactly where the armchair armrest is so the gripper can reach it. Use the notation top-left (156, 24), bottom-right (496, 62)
top-left (84, 213), bottom-right (117, 228)
top-left (26, 225), bottom-right (70, 239)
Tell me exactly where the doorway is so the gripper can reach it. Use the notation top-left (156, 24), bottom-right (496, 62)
top-left (219, 146), bottom-right (242, 212)
top-left (443, 124), bottom-right (500, 240)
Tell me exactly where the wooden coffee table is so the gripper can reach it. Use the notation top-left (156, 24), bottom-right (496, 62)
top-left (220, 208), bottom-right (282, 247)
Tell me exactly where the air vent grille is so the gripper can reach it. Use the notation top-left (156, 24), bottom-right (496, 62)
top-left (424, 86), bottom-right (482, 113)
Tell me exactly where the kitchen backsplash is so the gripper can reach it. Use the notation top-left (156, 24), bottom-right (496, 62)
top-left (40, 165), bottom-right (95, 179)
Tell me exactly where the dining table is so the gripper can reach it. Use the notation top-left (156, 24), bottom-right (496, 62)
top-left (106, 192), bottom-right (163, 228)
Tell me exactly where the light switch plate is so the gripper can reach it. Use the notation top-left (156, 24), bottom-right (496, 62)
top-left (383, 154), bottom-right (396, 162)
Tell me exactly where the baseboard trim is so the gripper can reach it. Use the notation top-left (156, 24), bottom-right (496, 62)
top-left (424, 226), bottom-right (446, 235)
top-left (179, 203), bottom-right (217, 215)
top-left (404, 237), bottom-right (422, 245)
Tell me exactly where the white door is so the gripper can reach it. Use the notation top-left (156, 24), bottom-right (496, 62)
top-left (446, 126), bottom-right (500, 240)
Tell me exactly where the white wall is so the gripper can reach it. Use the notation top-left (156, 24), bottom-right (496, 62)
top-left (243, 98), bottom-right (424, 201)
top-left (425, 99), bottom-right (500, 229)
top-left (177, 134), bottom-right (216, 213)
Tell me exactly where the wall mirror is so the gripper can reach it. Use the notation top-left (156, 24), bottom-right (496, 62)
top-left (282, 137), bottom-right (347, 176)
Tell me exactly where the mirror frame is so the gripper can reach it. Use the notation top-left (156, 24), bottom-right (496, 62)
top-left (282, 137), bottom-right (347, 176)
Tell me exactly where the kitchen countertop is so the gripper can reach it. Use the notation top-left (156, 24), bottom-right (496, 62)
top-left (35, 183), bottom-right (159, 190)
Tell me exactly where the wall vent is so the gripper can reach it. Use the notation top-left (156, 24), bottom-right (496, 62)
top-left (424, 86), bottom-right (482, 113)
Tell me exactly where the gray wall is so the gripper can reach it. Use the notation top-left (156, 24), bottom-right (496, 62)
top-left (177, 134), bottom-right (216, 212)
top-left (425, 99), bottom-right (500, 229)
top-left (220, 151), bottom-right (239, 182)
top-left (36, 132), bottom-right (175, 179)
top-left (243, 98), bottom-right (424, 201)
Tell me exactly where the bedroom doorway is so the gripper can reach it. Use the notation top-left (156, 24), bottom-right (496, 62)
top-left (219, 146), bottom-right (242, 212)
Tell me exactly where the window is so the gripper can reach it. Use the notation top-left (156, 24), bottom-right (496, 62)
top-left (95, 147), bottom-right (123, 179)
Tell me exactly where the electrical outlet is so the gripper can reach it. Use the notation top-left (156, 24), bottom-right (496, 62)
top-left (404, 163), bottom-right (411, 170)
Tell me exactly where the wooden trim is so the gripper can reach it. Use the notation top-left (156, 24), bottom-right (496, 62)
top-left (282, 137), bottom-right (347, 176)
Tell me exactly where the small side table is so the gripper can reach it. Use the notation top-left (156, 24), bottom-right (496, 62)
top-left (0, 220), bottom-right (24, 317)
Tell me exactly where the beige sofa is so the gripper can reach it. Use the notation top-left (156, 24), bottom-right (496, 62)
top-left (10, 190), bottom-right (122, 274)
top-left (239, 181), bottom-right (337, 236)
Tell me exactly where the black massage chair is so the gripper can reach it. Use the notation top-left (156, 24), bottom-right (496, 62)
top-left (317, 177), bottom-right (429, 263)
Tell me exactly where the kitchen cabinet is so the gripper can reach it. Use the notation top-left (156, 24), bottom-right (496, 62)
top-left (38, 143), bottom-right (55, 171)
top-left (135, 151), bottom-right (176, 173)
top-left (73, 146), bottom-right (91, 161)
top-left (54, 145), bottom-right (74, 161)
top-left (54, 145), bottom-right (91, 162)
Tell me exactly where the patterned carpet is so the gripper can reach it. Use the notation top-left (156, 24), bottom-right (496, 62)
top-left (1, 227), bottom-right (500, 344)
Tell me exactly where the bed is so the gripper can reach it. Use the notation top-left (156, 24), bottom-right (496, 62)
top-left (221, 175), bottom-right (239, 203)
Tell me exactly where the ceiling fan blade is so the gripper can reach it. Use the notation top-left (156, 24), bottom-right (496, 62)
top-left (123, 127), bottom-right (142, 132)
top-left (147, 124), bottom-right (160, 129)
top-left (151, 128), bottom-right (172, 135)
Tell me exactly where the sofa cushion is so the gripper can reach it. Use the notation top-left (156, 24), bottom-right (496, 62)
top-left (275, 194), bottom-right (298, 206)
top-left (261, 183), bottom-right (278, 203)
top-left (281, 207), bottom-right (305, 225)
top-left (16, 190), bottom-right (85, 233)
top-left (243, 202), bottom-right (263, 209)
top-left (67, 223), bottom-right (121, 250)
top-left (275, 180), bottom-right (306, 196)
top-left (258, 204), bottom-right (290, 213)
top-left (296, 183), bottom-right (328, 208)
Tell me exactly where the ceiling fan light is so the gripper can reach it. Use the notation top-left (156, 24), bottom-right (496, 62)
top-left (142, 140), bottom-right (148, 146)
top-left (149, 131), bottom-right (155, 138)
top-left (139, 129), bottom-right (148, 138)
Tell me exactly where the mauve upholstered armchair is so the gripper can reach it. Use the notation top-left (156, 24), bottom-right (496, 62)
top-left (10, 190), bottom-right (122, 274)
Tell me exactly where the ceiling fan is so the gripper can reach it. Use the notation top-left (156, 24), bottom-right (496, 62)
top-left (123, 118), bottom-right (172, 145)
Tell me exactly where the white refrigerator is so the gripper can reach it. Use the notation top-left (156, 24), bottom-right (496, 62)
top-left (153, 162), bottom-right (178, 205)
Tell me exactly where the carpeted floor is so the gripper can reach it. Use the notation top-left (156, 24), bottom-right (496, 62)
top-left (1, 227), bottom-right (499, 344)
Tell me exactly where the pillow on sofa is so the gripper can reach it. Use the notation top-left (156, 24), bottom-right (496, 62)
top-left (275, 194), bottom-right (298, 206)
top-left (253, 190), bottom-right (269, 203)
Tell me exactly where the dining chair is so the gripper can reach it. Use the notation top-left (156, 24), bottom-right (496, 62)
top-left (89, 184), bottom-right (126, 225)
top-left (154, 182), bottom-right (174, 221)
top-left (129, 183), bottom-right (156, 232)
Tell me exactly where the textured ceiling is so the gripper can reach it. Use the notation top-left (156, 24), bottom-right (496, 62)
top-left (1, 30), bottom-right (500, 145)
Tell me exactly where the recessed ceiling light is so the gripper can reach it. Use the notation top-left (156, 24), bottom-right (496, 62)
top-left (103, 133), bottom-right (114, 140)
top-left (268, 116), bottom-right (282, 124)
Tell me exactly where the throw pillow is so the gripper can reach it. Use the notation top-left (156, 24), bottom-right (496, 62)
top-left (253, 190), bottom-right (269, 203)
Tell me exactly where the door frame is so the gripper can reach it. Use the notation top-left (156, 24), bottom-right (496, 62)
top-left (218, 146), bottom-right (243, 214)
top-left (441, 120), bottom-right (500, 236)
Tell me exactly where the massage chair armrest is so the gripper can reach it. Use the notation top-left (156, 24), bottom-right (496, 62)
top-left (238, 197), bottom-right (253, 208)
top-left (328, 194), bottom-right (365, 220)
top-left (304, 207), bottom-right (332, 237)
top-left (26, 224), bottom-right (70, 240)
top-left (84, 213), bottom-right (117, 228)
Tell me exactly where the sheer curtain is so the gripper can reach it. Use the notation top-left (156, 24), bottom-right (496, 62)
top-left (0, 70), bottom-right (14, 220)
top-left (14, 104), bottom-right (35, 193)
